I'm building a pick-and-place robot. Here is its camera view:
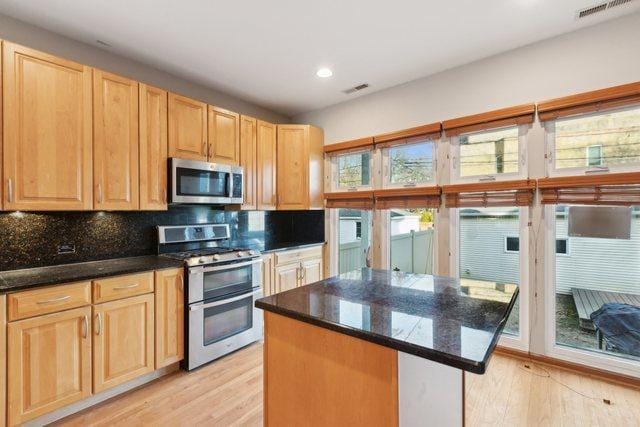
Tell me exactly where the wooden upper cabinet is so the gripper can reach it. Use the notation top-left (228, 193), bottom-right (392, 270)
top-left (93, 294), bottom-right (155, 393)
top-left (139, 84), bottom-right (168, 210)
top-left (276, 125), bottom-right (324, 210)
top-left (240, 115), bottom-right (257, 209)
top-left (155, 268), bottom-right (184, 369)
top-left (2, 42), bottom-right (93, 210)
top-left (168, 93), bottom-right (207, 160)
top-left (257, 120), bottom-right (277, 210)
top-left (208, 106), bottom-right (240, 165)
top-left (93, 70), bottom-right (139, 210)
top-left (8, 306), bottom-right (92, 425)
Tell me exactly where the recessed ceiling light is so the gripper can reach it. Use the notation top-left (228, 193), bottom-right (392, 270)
top-left (316, 68), bottom-right (333, 78)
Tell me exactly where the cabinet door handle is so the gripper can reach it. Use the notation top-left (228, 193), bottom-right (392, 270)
top-left (37, 295), bottom-right (71, 305)
top-left (95, 313), bottom-right (102, 335)
top-left (162, 187), bottom-right (167, 204)
top-left (7, 178), bottom-right (13, 203)
top-left (97, 183), bottom-right (103, 204)
top-left (300, 264), bottom-right (305, 281)
top-left (179, 275), bottom-right (184, 293)
top-left (82, 315), bottom-right (88, 339)
top-left (113, 283), bottom-right (139, 290)
top-left (202, 141), bottom-right (207, 156)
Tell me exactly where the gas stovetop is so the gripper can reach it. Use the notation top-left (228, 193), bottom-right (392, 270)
top-left (161, 247), bottom-right (260, 267)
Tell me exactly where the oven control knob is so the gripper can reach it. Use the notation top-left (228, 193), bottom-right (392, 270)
top-left (237, 252), bottom-right (245, 258)
top-left (212, 254), bottom-right (221, 261)
top-left (198, 258), bottom-right (205, 264)
top-left (249, 250), bottom-right (257, 256)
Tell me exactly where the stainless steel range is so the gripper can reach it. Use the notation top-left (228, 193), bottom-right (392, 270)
top-left (158, 224), bottom-right (263, 371)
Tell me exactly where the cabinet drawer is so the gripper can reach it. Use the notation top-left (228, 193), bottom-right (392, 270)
top-left (93, 272), bottom-right (154, 303)
top-left (275, 246), bottom-right (323, 266)
top-left (7, 282), bottom-right (91, 321)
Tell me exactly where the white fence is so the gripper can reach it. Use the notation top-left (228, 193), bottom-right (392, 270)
top-left (338, 229), bottom-right (434, 274)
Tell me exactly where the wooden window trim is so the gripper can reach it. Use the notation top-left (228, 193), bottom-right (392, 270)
top-left (374, 186), bottom-right (441, 209)
top-left (325, 191), bottom-right (374, 209)
top-left (443, 179), bottom-right (536, 195)
top-left (443, 104), bottom-right (535, 137)
top-left (324, 137), bottom-right (374, 154)
top-left (373, 122), bottom-right (441, 147)
top-left (537, 81), bottom-right (640, 121)
top-left (537, 172), bottom-right (640, 189)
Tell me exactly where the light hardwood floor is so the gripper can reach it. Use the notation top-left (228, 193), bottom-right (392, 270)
top-left (55, 343), bottom-right (639, 427)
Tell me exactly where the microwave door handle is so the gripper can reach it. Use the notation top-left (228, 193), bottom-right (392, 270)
top-left (200, 258), bottom-right (261, 273)
top-left (227, 174), bottom-right (232, 197)
top-left (189, 288), bottom-right (262, 311)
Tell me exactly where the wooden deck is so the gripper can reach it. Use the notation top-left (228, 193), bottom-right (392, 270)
top-left (572, 288), bottom-right (640, 330)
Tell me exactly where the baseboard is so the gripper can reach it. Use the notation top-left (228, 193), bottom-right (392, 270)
top-left (495, 346), bottom-right (640, 390)
top-left (23, 363), bottom-right (180, 427)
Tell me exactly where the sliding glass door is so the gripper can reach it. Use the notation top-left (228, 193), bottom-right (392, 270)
top-left (337, 209), bottom-right (373, 274)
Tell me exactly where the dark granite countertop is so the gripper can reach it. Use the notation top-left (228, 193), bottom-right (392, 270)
top-left (0, 256), bottom-right (184, 293)
top-left (261, 241), bottom-right (325, 254)
top-left (256, 268), bottom-right (518, 374)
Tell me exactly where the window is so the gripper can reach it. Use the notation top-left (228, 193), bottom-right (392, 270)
top-left (457, 207), bottom-right (527, 340)
top-left (338, 209), bottom-right (372, 274)
top-left (336, 151), bottom-right (371, 189)
top-left (549, 205), bottom-right (640, 365)
top-left (586, 145), bottom-right (603, 167)
top-left (505, 236), bottom-right (569, 255)
top-left (384, 140), bottom-right (435, 186)
top-left (456, 126), bottom-right (520, 179)
top-left (389, 208), bottom-right (435, 274)
top-left (505, 236), bottom-right (519, 253)
top-left (550, 105), bottom-right (640, 173)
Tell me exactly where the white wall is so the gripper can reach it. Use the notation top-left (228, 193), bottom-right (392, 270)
top-left (294, 12), bottom-right (640, 144)
top-left (0, 13), bottom-right (289, 124)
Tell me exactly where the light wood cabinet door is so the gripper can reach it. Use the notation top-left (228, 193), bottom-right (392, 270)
top-left (3, 42), bottom-right (93, 211)
top-left (93, 70), bottom-right (139, 210)
top-left (301, 258), bottom-right (323, 286)
top-left (168, 93), bottom-right (207, 160)
top-left (1, 295), bottom-right (6, 427)
top-left (155, 269), bottom-right (184, 369)
top-left (257, 120), bottom-right (277, 210)
top-left (139, 84), bottom-right (168, 210)
top-left (277, 125), bottom-right (309, 210)
top-left (8, 306), bottom-right (92, 425)
top-left (261, 254), bottom-right (275, 296)
top-left (208, 106), bottom-right (239, 165)
top-left (275, 263), bottom-right (299, 294)
top-left (240, 115), bottom-right (257, 209)
top-left (93, 294), bottom-right (154, 393)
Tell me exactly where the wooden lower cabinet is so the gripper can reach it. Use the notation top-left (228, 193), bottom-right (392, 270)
top-left (301, 258), bottom-right (323, 285)
top-left (7, 306), bottom-right (92, 425)
top-left (275, 262), bottom-right (299, 293)
top-left (93, 294), bottom-right (155, 393)
top-left (261, 254), bottom-right (275, 296)
top-left (155, 269), bottom-right (184, 368)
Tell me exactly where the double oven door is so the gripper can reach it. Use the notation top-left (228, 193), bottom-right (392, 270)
top-left (186, 258), bottom-right (262, 370)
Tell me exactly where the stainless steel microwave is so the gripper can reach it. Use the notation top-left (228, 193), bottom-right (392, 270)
top-left (169, 158), bottom-right (243, 205)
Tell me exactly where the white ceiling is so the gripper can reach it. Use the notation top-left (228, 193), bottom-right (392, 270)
top-left (0, 0), bottom-right (638, 117)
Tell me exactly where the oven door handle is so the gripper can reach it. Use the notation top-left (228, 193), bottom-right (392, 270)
top-left (198, 258), bottom-right (261, 273)
top-left (189, 289), bottom-right (261, 311)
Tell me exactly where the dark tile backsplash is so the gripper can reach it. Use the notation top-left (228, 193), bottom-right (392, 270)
top-left (0, 207), bottom-right (324, 271)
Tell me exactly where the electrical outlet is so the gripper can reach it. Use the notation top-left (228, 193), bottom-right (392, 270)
top-left (57, 244), bottom-right (76, 254)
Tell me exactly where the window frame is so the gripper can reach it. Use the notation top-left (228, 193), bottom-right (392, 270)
top-left (380, 138), bottom-right (437, 189)
top-left (449, 124), bottom-right (528, 184)
top-left (586, 144), bottom-right (604, 167)
top-left (543, 204), bottom-right (640, 378)
top-left (450, 206), bottom-right (530, 352)
top-left (545, 103), bottom-right (640, 177)
top-left (328, 148), bottom-right (374, 192)
top-left (504, 235), bottom-right (520, 254)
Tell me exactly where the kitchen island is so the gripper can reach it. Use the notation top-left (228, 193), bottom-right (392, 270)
top-left (255, 268), bottom-right (518, 426)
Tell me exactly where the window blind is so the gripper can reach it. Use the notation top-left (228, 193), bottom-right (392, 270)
top-left (538, 172), bottom-right (640, 206)
top-left (537, 81), bottom-right (640, 121)
top-left (374, 187), bottom-right (441, 209)
top-left (323, 137), bottom-right (374, 155)
top-left (443, 180), bottom-right (536, 208)
top-left (324, 191), bottom-right (374, 209)
top-left (373, 123), bottom-right (441, 148)
top-left (442, 104), bottom-right (535, 137)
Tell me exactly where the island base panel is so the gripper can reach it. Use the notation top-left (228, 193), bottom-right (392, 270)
top-left (263, 312), bottom-right (467, 426)
top-left (263, 312), bottom-right (399, 426)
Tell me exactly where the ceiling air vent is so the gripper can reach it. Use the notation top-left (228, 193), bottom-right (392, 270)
top-left (342, 83), bottom-right (370, 95)
top-left (576, 0), bottom-right (636, 19)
